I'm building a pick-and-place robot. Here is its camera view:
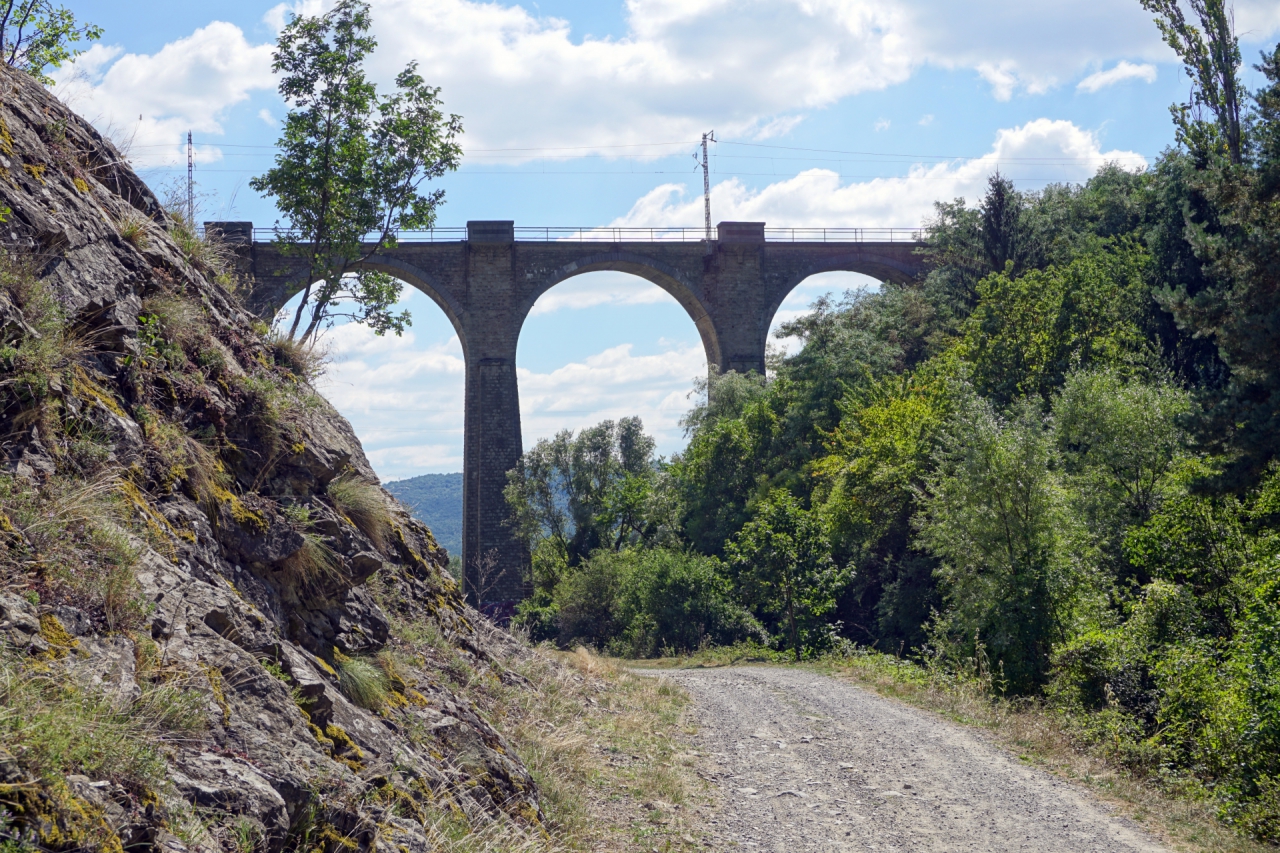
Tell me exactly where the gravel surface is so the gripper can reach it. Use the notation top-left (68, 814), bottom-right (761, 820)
top-left (660, 666), bottom-right (1170, 853)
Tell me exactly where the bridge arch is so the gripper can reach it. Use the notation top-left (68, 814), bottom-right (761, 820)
top-left (763, 250), bottom-right (924, 348)
top-left (276, 255), bottom-right (470, 359)
top-left (519, 251), bottom-right (722, 370)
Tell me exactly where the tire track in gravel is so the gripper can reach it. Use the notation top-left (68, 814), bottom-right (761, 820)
top-left (659, 666), bottom-right (1170, 853)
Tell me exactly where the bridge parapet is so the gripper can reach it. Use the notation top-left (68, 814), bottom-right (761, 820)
top-left (218, 220), bottom-right (929, 615)
top-left (234, 224), bottom-right (924, 244)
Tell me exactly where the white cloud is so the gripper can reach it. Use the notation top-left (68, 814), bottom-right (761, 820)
top-left (874, 118), bottom-right (891, 132)
top-left (1077, 61), bottom-right (1157, 93)
top-left (753, 115), bottom-right (806, 140)
top-left (358, 0), bottom-right (1279, 148)
top-left (258, 108), bottom-right (278, 126)
top-left (56, 0), bottom-right (1280, 167)
top-left (51, 23), bottom-right (274, 166)
top-left (976, 61), bottom-right (1020, 102)
top-left (528, 272), bottom-right (680, 315)
top-left (919, 114), bottom-right (934, 126)
top-left (518, 343), bottom-right (706, 450)
top-left (366, 0), bottom-right (915, 158)
top-left (314, 316), bottom-right (467, 479)
top-left (610, 119), bottom-right (1146, 228)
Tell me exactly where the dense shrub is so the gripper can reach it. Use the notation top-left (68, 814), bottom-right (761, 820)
top-left (522, 547), bottom-right (762, 657)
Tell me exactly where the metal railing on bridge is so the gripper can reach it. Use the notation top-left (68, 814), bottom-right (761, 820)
top-left (248, 226), bottom-right (924, 243)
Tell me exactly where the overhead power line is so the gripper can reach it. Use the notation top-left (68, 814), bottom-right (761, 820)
top-left (131, 136), bottom-right (1158, 164)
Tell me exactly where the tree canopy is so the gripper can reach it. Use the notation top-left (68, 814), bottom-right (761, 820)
top-left (251, 0), bottom-right (462, 344)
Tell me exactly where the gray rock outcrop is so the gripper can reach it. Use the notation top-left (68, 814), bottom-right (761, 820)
top-left (0, 62), bottom-right (543, 853)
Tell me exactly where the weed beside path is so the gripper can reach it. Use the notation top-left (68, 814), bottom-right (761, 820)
top-left (507, 649), bottom-right (712, 852)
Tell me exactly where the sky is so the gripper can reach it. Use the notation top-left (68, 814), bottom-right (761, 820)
top-left (49, 0), bottom-right (1280, 480)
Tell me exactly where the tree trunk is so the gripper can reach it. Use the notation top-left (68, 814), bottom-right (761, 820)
top-left (786, 586), bottom-right (799, 662)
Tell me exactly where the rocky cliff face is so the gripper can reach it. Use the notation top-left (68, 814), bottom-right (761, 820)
top-left (0, 63), bottom-right (544, 853)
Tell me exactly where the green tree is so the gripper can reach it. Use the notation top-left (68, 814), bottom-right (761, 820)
top-left (672, 394), bottom-right (781, 556)
top-left (1166, 46), bottom-right (1280, 489)
top-left (613, 549), bottom-right (761, 657)
top-left (915, 393), bottom-right (1085, 692)
top-left (960, 244), bottom-right (1151, 406)
top-left (1, 0), bottom-right (101, 82)
top-left (504, 417), bottom-right (660, 570)
top-left (813, 367), bottom-right (952, 647)
top-left (1139, 0), bottom-right (1243, 164)
top-left (726, 489), bottom-right (846, 660)
top-left (251, 0), bottom-right (462, 343)
top-left (1054, 369), bottom-right (1191, 524)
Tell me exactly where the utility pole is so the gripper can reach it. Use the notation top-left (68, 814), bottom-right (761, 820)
top-left (698, 130), bottom-right (715, 243)
top-left (186, 131), bottom-right (194, 226)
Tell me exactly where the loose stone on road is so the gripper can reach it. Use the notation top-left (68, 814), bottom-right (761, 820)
top-left (661, 666), bottom-right (1170, 853)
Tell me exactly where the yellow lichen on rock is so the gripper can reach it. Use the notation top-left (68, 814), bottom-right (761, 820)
top-left (200, 661), bottom-right (231, 726)
top-left (211, 482), bottom-right (267, 533)
top-left (72, 366), bottom-right (128, 419)
top-left (39, 614), bottom-right (79, 659)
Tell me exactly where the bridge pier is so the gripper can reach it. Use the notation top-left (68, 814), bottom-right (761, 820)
top-left (223, 220), bottom-right (926, 613)
top-left (458, 226), bottom-right (530, 612)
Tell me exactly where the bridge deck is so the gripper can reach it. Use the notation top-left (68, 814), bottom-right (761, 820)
top-left (244, 226), bottom-right (924, 244)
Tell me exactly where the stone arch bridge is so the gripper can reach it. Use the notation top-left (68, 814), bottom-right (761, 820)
top-left (219, 220), bottom-right (928, 611)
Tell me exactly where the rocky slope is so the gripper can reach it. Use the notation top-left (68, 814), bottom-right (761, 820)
top-left (0, 62), bottom-right (545, 853)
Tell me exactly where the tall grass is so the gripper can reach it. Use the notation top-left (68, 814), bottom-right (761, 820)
top-left (265, 329), bottom-right (327, 382)
top-left (326, 475), bottom-right (392, 551)
top-left (280, 534), bottom-right (342, 588)
top-left (115, 209), bottom-right (149, 249)
top-left (159, 189), bottom-right (236, 280)
top-left (0, 649), bottom-right (206, 789)
top-left (334, 653), bottom-right (388, 711)
top-left (0, 254), bottom-right (86, 425)
top-left (0, 472), bottom-right (145, 630)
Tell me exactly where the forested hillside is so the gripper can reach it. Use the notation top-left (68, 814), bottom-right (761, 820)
top-left (385, 472), bottom-right (463, 555)
top-left (502, 12), bottom-right (1280, 842)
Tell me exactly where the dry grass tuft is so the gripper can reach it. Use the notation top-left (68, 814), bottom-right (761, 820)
top-left (441, 644), bottom-right (705, 851)
top-left (0, 647), bottom-right (207, 788)
top-left (265, 329), bottom-right (327, 381)
top-left (368, 566), bottom-right (710, 850)
top-left (0, 471), bottom-right (146, 630)
top-left (505, 649), bottom-right (704, 849)
top-left (279, 534), bottom-right (342, 588)
top-left (159, 192), bottom-right (237, 280)
top-left (326, 474), bottom-right (392, 551)
top-left (0, 254), bottom-right (88, 430)
top-left (116, 209), bottom-right (150, 249)
top-left (142, 293), bottom-right (208, 353)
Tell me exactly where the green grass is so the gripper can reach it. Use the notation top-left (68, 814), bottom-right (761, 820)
top-left (0, 472), bottom-right (147, 631)
top-left (327, 475), bottom-right (392, 551)
top-left (115, 210), bottom-right (149, 249)
top-left (0, 648), bottom-right (206, 789)
top-left (334, 653), bottom-right (389, 711)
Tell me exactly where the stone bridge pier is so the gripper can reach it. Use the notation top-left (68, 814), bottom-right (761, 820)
top-left (219, 220), bottom-right (927, 612)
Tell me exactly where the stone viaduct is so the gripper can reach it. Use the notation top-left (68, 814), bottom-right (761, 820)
top-left (217, 220), bottom-right (928, 612)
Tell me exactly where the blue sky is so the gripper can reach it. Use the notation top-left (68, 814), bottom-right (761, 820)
top-left (51, 0), bottom-right (1280, 479)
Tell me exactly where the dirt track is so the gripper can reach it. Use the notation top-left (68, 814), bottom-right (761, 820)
top-left (660, 666), bottom-right (1170, 853)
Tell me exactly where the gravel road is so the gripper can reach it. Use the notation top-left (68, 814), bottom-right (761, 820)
top-left (660, 666), bottom-right (1170, 853)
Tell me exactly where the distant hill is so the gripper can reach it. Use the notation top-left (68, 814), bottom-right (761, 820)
top-left (385, 473), bottom-right (463, 556)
